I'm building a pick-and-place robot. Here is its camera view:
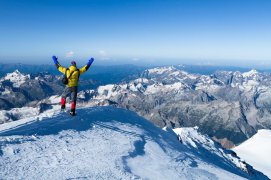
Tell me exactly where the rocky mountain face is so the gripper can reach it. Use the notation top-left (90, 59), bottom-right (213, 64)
top-left (90, 66), bottom-right (271, 147)
top-left (0, 69), bottom-right (106, 110)
top-left (0, 64), bottom-right (148, 111)
top-left (0, 70), bottom-right (64, 110)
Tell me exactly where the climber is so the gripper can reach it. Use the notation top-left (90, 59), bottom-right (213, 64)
top-left (52, 56), bottom-right (94, 116)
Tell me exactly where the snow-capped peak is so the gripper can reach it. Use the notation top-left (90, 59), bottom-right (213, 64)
top-left (2, 70), bottom-right (30, 88)
top-left (6, 69), bottom-right (23, 77)
top-left (142, 66), bottom-right (199, 83)
top-left (242, 69), bottom-right (259, 78)
top-left (147, 66), bottom-right (177, 74)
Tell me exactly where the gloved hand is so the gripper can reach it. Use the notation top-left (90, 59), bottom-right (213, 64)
top-left (52, 56), bottom-right (58, 65)
top-left (87, 58), bottom-right (94, 66)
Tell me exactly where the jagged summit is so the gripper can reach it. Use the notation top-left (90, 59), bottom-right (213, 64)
top-left (147, 66), bottom-right (177, 74)
top-left (0, 70), bottom-right (63, 111)
top-left (0, 106), bottom-right (268, 179)
top-left (242, 69), bottom-right (259, 78)
top-left (1, 69), bottom-right (30, 88)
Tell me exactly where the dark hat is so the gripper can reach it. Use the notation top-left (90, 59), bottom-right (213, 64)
top-left (71, 61), bottom-right (76, 66)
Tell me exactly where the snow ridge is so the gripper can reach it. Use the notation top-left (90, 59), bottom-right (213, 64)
top-left (0, 106), bottom-right (268, 179)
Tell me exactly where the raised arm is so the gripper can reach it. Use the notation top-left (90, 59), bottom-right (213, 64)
top-left (79, 57), bottom-right (94, 74)
top-left (52, 56), bottom-right (67, 74)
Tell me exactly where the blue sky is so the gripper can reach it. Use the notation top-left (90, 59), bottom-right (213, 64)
top-left (0, 0), bottom-right (271, 67)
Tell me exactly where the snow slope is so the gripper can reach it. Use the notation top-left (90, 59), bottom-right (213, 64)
top-left (0, 106), bottom-right (268, 180)
top-left (234, 129), bottom-right (271, 178)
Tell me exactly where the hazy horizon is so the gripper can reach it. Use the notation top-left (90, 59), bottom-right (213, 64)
top-left (1, 57), bottom-right (271, 71)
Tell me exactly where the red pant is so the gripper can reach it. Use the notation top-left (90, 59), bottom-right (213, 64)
top-left (61, 86), bottom-right (78, 112)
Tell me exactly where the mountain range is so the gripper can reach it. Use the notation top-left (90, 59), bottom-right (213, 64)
top-left (1, 66), bottom-right (271, 149)
top-left (0, 70), bottom-right (63, 110)
top-left (90, 66), bottom-right (271, 148)
top-left (1, 66), bottom-right (271, 178)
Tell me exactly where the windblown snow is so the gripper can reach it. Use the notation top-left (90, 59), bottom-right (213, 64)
top-left (0, 106), bottom-right (267, 179)
top-left (234, 129), bottom-right (271, 178)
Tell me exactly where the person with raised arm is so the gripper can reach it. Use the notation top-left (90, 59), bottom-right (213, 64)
top-left (52, 56), bottom-right (94, 116)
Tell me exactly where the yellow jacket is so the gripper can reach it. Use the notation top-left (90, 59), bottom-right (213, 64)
top-left (57, 64), bottom-right (89, 87)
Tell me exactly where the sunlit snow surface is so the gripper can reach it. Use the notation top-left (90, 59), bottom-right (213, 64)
top-left (234, 129), bottom-right (271, 178)
top-left (0, 107), bottom-right (267, 179)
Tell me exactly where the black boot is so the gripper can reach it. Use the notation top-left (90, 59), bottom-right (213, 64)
top-left (70, 101), bottom-right (76, 116)
top-left (61, 98), bottom-right (66, 111)
top-left (61, 105), bottom-right (66, 111)
top-left (69, 109), bottom-right (76, 116)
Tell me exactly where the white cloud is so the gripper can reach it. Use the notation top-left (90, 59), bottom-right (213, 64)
top-left (98, 50), bottom-right (110, 60)
top-left (66, 51), bottom-right (74, 58)
top-left (99, 50), bottom-right (107, 56)
top-left (132, 58), bottom-right (140, 61)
